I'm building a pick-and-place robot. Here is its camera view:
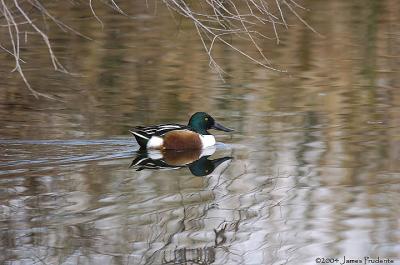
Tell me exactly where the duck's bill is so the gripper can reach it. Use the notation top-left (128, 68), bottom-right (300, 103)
top-left (212, 122), bottom-right (234, 132)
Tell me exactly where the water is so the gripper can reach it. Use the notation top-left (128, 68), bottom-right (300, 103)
top-left (1, 1), bottom-right (400, 264)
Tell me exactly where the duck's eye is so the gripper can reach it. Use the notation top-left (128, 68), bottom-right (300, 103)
top-left (205, 117), bottom-right (208, 121)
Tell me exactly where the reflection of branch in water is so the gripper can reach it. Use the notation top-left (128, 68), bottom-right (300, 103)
top-left (127, 153), bottom-right (311, 264)
top-left (149, 178), bottom-right (189, 265)
top-left (157, 212), bottom-right (243, 264)
top-left (203, 166), bottom-right (313, 261)
top-left (214, 223), bottom-right (227, 246)
top-left (129, 153), bottom-right (233, 265)
top-left (137, 205), bottom-right (206, 265)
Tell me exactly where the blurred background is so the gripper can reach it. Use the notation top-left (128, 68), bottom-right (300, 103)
top-left (0, 0), bottom-right (399, 264)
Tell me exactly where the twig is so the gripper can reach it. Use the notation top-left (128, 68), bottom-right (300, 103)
top-left (1, 0), bottom-right (56, 99)
top-left (15, 0), bottom-right (69, 73)
top-left (89, 0), bottom-right (104, 28)
top-left (0, 1), bottom-right (91, 99)
top-left (162, 0), bottom-right (302, 75)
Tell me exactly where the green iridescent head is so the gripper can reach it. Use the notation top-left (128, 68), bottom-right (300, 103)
top-left (188, 112), bottom-right (233, 134)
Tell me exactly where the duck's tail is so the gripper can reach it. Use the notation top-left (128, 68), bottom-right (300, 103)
top-left (129, 130), bottom-right (149, 149)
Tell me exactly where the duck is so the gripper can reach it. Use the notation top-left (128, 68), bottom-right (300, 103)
top-left (130, 112), bottom-right (233, 150)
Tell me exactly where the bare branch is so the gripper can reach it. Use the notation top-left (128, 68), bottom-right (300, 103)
top-left (1, 0), bottom-right (56, 99)
top-left (0, 0), bottom-right (316, 98)
top-left (89, 0), bottom-right (105, 28)
top-left (161, 0), bottom-right (314, 74)
top-left (14, 0), bottom-right (68, 73)
top-left (282, 0), bottom-right (320, 35)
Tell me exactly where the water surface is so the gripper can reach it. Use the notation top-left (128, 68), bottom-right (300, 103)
top-left (0, 1), bottom-right (400, 264)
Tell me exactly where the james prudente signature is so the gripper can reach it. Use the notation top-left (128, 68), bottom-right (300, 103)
top-left (339, 256), bottom-right (394, 264)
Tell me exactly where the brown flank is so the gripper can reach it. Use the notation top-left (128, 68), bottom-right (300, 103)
top-left (163, 130), bottom-right (202, 150)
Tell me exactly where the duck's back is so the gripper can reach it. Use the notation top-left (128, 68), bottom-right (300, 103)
top-left (130, 124), bottom-right (189, 149)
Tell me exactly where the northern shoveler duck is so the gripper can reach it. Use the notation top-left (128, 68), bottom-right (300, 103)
top-left (130, 112), bottom-right (233, 150)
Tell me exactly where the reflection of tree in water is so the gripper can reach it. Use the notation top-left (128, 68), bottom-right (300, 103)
top-left (129, 156), bottom-right (300, 265)
top-left (145, 217), bottom-right (241, 264)
top-left (162, 247), bottom-right (216, 265)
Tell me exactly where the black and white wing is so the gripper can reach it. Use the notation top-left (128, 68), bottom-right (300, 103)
top-left (129, 123), bottom-right (188, 148)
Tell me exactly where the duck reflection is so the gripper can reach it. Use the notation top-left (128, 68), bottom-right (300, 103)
top-left (130, 147), bottom-right (232, 176)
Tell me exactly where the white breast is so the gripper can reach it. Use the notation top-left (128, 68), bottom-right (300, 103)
top-left (200, 135), bottom-right (216, 148)
top-left (146, 136), bottom-right (164, 149)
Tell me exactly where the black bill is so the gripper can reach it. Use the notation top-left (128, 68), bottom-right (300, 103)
top-left (212, 122), bottom-right (234, 132)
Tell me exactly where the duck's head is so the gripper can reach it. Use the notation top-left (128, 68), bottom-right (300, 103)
top-left (188, 112), bottom-right (234, 134)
